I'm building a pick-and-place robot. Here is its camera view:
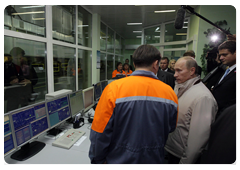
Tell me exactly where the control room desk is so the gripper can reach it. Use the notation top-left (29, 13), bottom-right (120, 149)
top-left (4, 122), bottom-right (92, 164)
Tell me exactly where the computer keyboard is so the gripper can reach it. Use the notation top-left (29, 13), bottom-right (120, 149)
top-left (52, 128), bottom-right (85, 149)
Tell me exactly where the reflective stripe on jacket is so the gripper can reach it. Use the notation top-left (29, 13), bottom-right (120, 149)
top-left (89, 70), bottom-right (178, 164)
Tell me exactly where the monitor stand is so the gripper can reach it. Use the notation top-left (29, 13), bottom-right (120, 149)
top-left (10, 141), bottom-right (45, 161)
top-left (47, 128), bottom-right (62, 136)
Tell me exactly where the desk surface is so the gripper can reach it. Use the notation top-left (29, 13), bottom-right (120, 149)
top-left (4, 121), bottom-right (92, 164)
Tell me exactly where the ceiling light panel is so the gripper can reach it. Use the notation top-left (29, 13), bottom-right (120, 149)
top-left (154, 10), bottom-right (176, 13)
top-left (127, 23), bottom-right (142, 25)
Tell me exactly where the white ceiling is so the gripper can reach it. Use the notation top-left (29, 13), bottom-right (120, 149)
top-left (82, 5), bottom-right (198, 39)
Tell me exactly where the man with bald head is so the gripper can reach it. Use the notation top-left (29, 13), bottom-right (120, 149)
top-left (164, 56), bottom-right (218, 164)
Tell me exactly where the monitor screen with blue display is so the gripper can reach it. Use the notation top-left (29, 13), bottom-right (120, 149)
top-left (46, 95), bottom-right (71, 128)
top-left (8, 102), bottom-right (49, 161)
top-left (11, 102), bottom-right (49, 147)
top-left (94, 82), bottom-right (102, 101)
top-left (4, 114), bottom-right (15, 156)
top-left (69, 90), bottom-right (84, 117)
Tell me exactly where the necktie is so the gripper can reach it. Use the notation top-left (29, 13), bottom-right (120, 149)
top-left (219, 68), bottom-right (230, 83)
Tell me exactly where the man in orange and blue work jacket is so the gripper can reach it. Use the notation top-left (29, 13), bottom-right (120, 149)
top-left (89, 44), bottom-right (178, 164)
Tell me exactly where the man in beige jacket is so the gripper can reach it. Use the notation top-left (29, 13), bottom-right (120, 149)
top-left (164, 56), bottom-right (218, 164)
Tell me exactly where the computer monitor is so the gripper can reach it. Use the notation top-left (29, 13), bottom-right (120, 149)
top-left (46, 95), bottom-right (71, 128)
top-left (4, 114), bottom-right (16, 157)
top-left (68, 90), bottom-right (84, 117)
top-left (9, 101), bottom-right (49, 161)
top-left (94, 82), bottom-right (102, 101)
top-left (82, 86), bottom-right (94, 112)
top-left (100, 80), bottom-right (108, 92)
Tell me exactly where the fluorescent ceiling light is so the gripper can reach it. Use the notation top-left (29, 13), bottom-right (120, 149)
top-left (136, 36), bottom-right (142, 38)
top-left (183, 26), bottom-right (188, 29)
top-left (176, 33), bottom-right (187, 35)
top-left (78, 25), bottom-right (89, 27)
top-left (11, 11), bottom-right (45, 15)
top-left (127, 23), bottom-right (142, 25)
top-left (133, 31), bottom-right (142, 33)
top-left (184, 21), bottom-right (188, 23)
top-left (154, 10), bottom-right (175, 13)
top-left (154, 36), bottom-right (160, 38)
top-left (32, 17), bottom-right (45, 20)
top-left (155, 27), bottom-right (160, 32)
top-left (21, 5), bottom-right (45, 8)
top-left (100, 36), bottom-right (109, 39)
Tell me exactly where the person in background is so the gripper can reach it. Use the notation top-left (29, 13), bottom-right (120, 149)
top-left (89, 44), bottom-right (178, 164)
top-left (183, 50), bottom-right (202, 76)
top-left (125, 58), bottom-right (133, 71)
top-left (112, 62), bottom-right (125, 78)
top-left (211, 40), bottom-right (236, 119)
top-left (123, 63), bottom-right (133, 76)
top-left (168, 59), bottom-right (176, 73)
top-left (160, 57), bottom-right (174, 74)
top-left (4, 53), bottom-right (25, 86)
top-left (156, 69), bottom-right (175, 89)
top-left (165, 56), bottom-right (218, 164)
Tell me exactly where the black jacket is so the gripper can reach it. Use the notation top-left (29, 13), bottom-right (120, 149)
top-left (200, 104), bottom-right (236, 164)
top-left (212, 67), bottom-right (236, 118)
top-left (157, 69), bottom-right (175, 89)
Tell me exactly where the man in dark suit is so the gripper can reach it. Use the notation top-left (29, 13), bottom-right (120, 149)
top-left (160, 57), bottom-right (175, 74)
top-left (183, 50), bottom-right (202, 76)
top-left (156, 68), bottom-right (175, 89)
top-left (212, 40), bottom-right (236, 119)
top-left (199, 104), bottom-right (236, 164)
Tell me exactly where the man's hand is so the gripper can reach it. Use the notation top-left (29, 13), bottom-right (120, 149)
top-left (10, 78), bottom-right (19, 84)
top-left (19, 79), bottom-right (31, 85)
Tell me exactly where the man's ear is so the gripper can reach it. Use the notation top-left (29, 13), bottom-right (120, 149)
top-left (153, 60), bottom-right (159, 71)
top-left (190, 67), bottom-right (196, 76)
top-left (235, 49), bottom-right (238, 56)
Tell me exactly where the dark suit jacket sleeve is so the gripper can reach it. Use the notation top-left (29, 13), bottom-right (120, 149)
top-left (200, 104), bottom-right (236, 164)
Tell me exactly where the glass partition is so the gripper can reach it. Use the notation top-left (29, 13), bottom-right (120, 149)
top-left (53, 45), bottom-right (76, 92)
top-left (165, 22), bottom-right (188, 42)
top-left (4, 36), bottom-right (47, 113)
top-left (100, 22), bottom-right (107, 51)
top-left (77, 6), bottom-right (92, 47)
top-left (100, 53), bottom-right (106, 81)
top-left (144, 26), bottom-right (161, 44)
top-left (107, 54), bottom-right (114, 79)
top-left (163, 50), bottom-right (186, 61)
top-left (164, 44), bottom-right (186, 49)
top-left (121, 37), bottom-right (124, 55)
top-left (107, 28), bottom-right (114, 53)
top-left (78, 49), bottom-right (92, 89)
top-left (4, 5), bottom-right (46, 37)
top-left (115, 34), bottom-right (121, 54)
top-left (52, 5), bottom-right (76, 44)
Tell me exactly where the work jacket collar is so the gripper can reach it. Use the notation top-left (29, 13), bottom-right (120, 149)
top-left (174, 76), bottom-right (201, 98)
top-left (131, 70), bottom-right (159, 80)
